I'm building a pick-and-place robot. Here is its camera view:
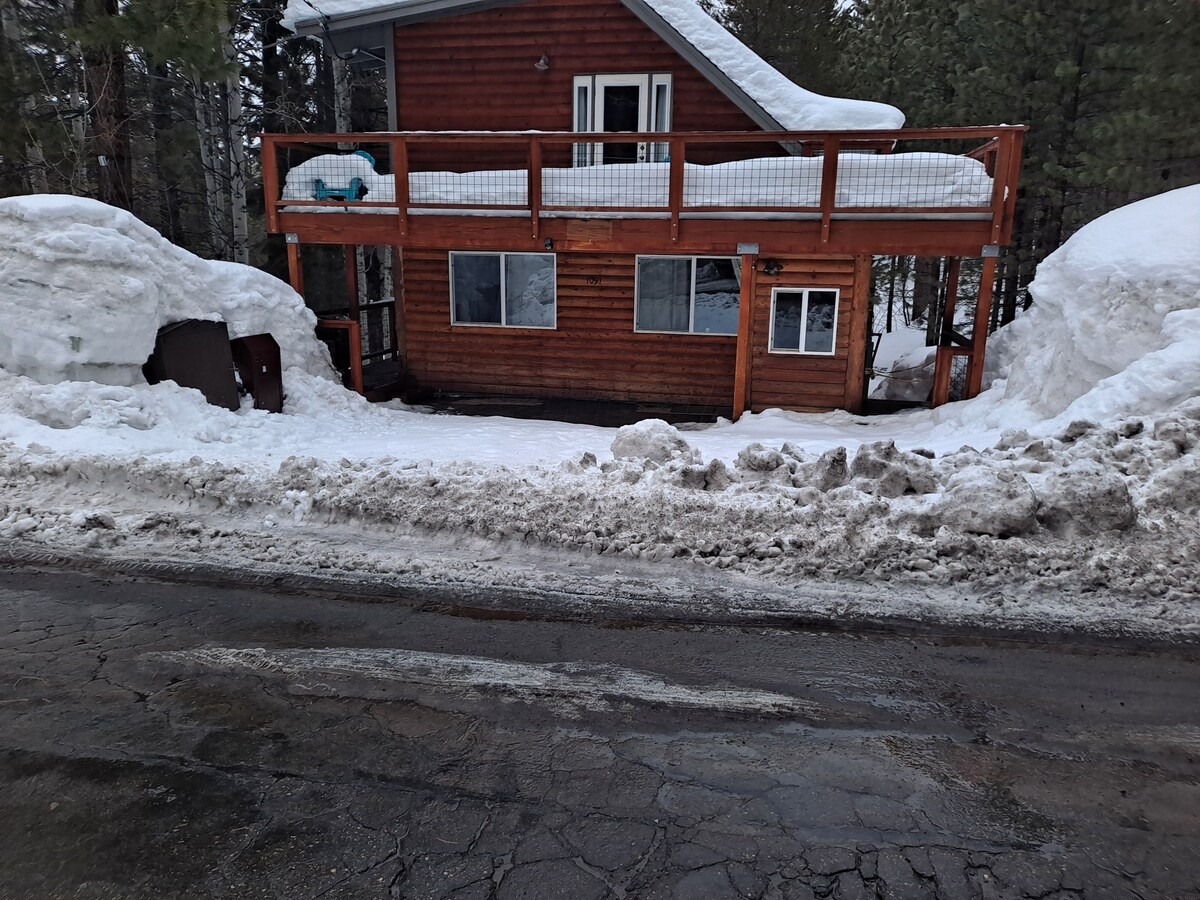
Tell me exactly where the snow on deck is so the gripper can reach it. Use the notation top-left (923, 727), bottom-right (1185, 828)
top-left (281, 0), bottom-right (904, 131)
top-left (280, 152), bottom-right (994, 212)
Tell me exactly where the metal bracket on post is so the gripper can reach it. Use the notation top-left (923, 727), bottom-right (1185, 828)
top-left (285, 233), bottom-right (299, 245)
top-left (981, 244), bottom-right (1001, 258)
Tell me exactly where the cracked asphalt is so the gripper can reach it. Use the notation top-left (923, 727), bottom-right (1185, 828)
top-left (0, 564), bottom-right (1198, 899)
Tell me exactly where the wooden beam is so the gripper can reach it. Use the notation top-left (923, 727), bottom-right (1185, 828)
top-left (842, 255), bottom-right (872, 413)
top-left (285, 238), bottom-right (304, 296)
top-left (668, 138), bottom-right (684, 243)
top-left (732, 252), bottom-right (757, 420)
top-left (529, 138), bottom-right (542, 241)
top-left (819, 138), bottom-right (840, 244)
top-left (966, 256), bottom-right (999, 398)
top-left (261, 135), bottom-right (280, 234)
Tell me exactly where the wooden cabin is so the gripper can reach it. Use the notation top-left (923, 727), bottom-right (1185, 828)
top-left (267, 0), bottom-right (1025, 417)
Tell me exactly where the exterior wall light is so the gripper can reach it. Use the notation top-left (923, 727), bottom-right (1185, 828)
top-left (535, 54), bottom-right (550, 72)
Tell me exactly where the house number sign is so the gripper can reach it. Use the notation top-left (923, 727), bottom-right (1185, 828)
top-left (587, 275), bottom-right (602, 285)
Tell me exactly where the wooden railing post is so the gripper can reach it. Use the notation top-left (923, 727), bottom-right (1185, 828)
top-left (529, 137), bottom-right (542, 240)
top-left (668, 138), bottom-right (685, 242)
top-left (987, 130), bottom-right (1013, 246)
top-left (261, 135), bottom-right (280, 234)
top-left (819, 137), bottom-right (840, 243)
top-left (393, 136), bottom-right (409, 237)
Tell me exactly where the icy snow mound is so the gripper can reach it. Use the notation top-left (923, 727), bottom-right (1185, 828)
top-left (996, 185), bottom-right (1200, 422)
top-left (0, 195), bottom-right (333, 386)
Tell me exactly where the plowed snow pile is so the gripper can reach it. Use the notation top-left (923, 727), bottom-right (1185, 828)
top-left (1, 191), bottom-right (1198, 636)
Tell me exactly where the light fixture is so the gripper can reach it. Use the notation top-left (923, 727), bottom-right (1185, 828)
top-left (544, 238), bottom-right (554, 250)
top-left (534, 54), bottom-right (550, 72)
top-left (761, 259), bottom-right (783, 276)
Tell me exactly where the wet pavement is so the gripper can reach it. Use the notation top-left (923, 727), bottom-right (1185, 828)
top-left (0, 563), bottom-right (1197, 899)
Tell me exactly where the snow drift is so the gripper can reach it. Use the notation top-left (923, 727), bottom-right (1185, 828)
top-left (993, 184), bottom-right (1200, 424)
top-left (0, 195), bottom-right (333, 386)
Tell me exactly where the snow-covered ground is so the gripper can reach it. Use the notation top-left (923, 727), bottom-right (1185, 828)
top-left (1, 189), bottom-right (1198, 637)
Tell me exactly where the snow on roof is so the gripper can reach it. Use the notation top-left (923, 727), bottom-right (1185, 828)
top-left (282, 0), bottom-right (905, 131)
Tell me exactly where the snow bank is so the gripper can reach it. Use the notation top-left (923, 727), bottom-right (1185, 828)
top-left (281, 0), bottom-right (904, 130)
top-left (993, 185), bottom-right (1200, 424)
top-left (283, 153), bottom-right (992, 210)
top-left (0, 195), bottom-right (333, 386)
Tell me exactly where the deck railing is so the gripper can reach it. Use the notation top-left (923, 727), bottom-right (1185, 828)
top-left (261, 126), bottom-right (1025, 246)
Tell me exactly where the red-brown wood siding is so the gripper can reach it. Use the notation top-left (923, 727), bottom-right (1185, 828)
top-left (747, 256), bottom-right (860, 413)
top-left (402, 249), bottom-right (738, 406)
top-left (399, 249), bottom-right (864, 412)
top-left (392, 0), bottom-right (782, 168)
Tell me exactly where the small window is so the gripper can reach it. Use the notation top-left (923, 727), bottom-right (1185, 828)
top-left (450, 252), bottom-right (556, 328)
top-left (635, 256), bottom-right (740, 335)
top-left (770, 288), bottom-right (840, 355)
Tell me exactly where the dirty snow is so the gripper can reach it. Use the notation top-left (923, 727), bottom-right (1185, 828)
top-left (1, 190), bottom-right (1199, 637)
top-left (281, 0), bottom-right (904, 130)
top-left (154, 646), bottom-right (815, 716)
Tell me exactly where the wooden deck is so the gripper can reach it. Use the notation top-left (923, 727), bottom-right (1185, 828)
top-left (261, 127), bottom-right (1025, 257)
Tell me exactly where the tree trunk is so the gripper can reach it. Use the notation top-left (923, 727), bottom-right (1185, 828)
top-left (78, 0), bottom-right (133, 210)
top-left (149, 63), bottom-right (182, 242)
top-left (192, 78), bottom-right (228, 258)
top-left (222, 18), bottom-right (249, 264)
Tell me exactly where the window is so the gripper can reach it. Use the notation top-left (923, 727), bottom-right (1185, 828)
top-left (635, 256), bottom-right (740, 335)
top-left (769, 288), bottom-right (840, 355)
top-left (450, 252), bottom-right (556, 328)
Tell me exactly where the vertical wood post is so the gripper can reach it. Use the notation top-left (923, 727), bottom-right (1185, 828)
top-left (842, 255), bottom-right (872, 413)
top-left (393, 136), bottom-right (409, 237)
top-left (285, 237), bottom-right (304, 296)
top-left (391, 245), bottom-right (406, 358)
top-left (930, 256), bottom-right (961, 407)
top-left (344, 245), bottom-right (360, 319)
top-left (529, 138), bottom-right (542, 240)
top-left (966, 256), bottom-right (999, 398)
top-left (346, 320), bottom-right (364, 395)
top-left (668, 138), bottom-right (685, 243)
top-left (261, 135), bottom-right (280, 233)
top-left (819, 138), bottom-right (840, 244)
top-left (732, 253), bottom-right (757, 420)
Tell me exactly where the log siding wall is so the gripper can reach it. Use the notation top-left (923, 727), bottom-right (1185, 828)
top-left (401, 250), bottom-right (866, 412)
top-left (748, 256), bottom-right (863, 412)
top-left (403, 249), bottom-right (738, 405)
top-left (392, 0), bottom-right (781, 167)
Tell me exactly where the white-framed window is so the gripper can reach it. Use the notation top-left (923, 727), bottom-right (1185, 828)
top-left (769, 287), bottom-right (840, 355)
top-left (572, 73), bottom-right (672, 166)
top-left (449, 252), bottom-right (556, 328)
top-left (635, 255), bottom-right (740, 335)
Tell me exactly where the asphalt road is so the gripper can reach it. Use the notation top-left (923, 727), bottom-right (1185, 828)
top-left (0, 564), bottom-right (1197, 899)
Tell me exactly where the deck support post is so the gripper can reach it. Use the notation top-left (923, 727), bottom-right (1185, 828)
top-left (285, 235), bottom-right (304, 297)
top-left (930, 256), bottom-right (961, 407)
top-left (966, 255), bottom-right (998, 399)
top-left (732, 252), bottom-right (757, 420)
top-left (843, 255), bottom-right (872, 413)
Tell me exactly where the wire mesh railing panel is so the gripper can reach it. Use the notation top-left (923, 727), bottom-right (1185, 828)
top-left (948, 353), bottom-right (970, 402)
top-left (278, 142), bottom-right (396, 209)
top-left (683, 154), bottom-right (822, 210)
top-left (265, 127), bottom-right (1020, 222)
top-left (834, 144), bottom-right (993, 209)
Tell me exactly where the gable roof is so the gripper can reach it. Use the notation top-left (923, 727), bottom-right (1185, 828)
top-left (282, 0), bottom-right (905, 131)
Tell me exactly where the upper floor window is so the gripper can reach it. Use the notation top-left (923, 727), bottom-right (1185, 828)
top-left (573, 74), bottom-right (672, 166)
top-left (769, 288), bottom-right (840, 355)
top-left (450, 252), bottom-right (556, 328)
top-left (635, 256), bottom-right (740, 335)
